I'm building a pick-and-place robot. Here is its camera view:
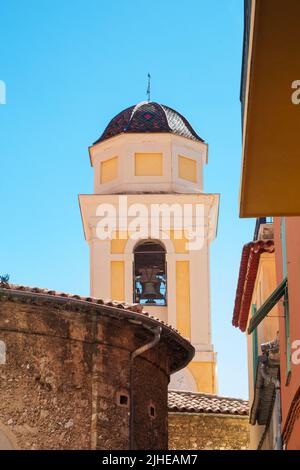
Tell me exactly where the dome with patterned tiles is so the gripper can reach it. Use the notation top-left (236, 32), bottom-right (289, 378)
top-left (94, 101), bottom-right (204, 145)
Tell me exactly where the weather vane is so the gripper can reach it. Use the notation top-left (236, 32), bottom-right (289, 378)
top-left (147, 73), bottom-right (151, 102)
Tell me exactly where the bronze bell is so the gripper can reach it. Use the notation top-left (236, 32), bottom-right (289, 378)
top-left (141, 280), bottom-right (164, 300)
top-left (141, 281), bottom-right (158, 298)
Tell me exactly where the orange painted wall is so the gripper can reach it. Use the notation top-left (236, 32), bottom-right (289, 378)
top-left (274, 217), bottom-right (300, 449)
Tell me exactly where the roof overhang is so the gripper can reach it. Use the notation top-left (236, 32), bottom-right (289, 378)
top-left (240, 0), bottom-right (300, 217)
top-left (0, 285), bottom-right (195, 374)
top-left (232, 240), bottom-right (274, 331)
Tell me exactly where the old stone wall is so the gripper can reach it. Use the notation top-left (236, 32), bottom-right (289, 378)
top-left (133, 355), bottom-right (169, 450)
top-left (0, 301), bottom-right (93, 450)
top-left (168, 413), bottom-right (249, 450)
top-left (0, 293), bottom-right (190, 450)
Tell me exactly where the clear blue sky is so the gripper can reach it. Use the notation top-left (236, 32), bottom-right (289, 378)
top-left (0, 0), bottom-right (254, 399)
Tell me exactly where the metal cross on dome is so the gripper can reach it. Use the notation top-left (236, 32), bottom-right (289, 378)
top-left (146, 73), bottom-right (151, 102)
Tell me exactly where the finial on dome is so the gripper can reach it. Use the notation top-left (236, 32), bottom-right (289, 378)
top-left (147, 73), bottom-right (151, 102)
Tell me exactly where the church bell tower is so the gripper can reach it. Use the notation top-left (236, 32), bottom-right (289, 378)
top-left (79, 101), bottom-right (219, 393)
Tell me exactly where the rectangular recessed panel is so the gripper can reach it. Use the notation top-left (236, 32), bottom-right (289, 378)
top-left (134, 153), bottom-right (163, 176)
top-left (178, 155), bottom-right (197, 183)
top-left (111, 261), bottom-right (125, 301)
top-left (101, 156), bottom-right (118, 184)
top-left (176, 260), bottom-right (190, 339)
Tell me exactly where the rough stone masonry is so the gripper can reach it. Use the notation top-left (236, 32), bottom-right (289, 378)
top-left (0, 285), bottom-right (193, 450)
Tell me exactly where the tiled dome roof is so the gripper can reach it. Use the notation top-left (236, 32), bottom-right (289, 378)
top-left (94, 102), bottom-right (204, 144)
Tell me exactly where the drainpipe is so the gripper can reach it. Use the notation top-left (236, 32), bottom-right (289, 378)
top-left (129, 325), bottom-right (162, 450)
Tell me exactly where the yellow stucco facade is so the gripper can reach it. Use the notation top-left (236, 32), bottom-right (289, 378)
top-left (176, 261), bottom-right (191, 339)
top-left (80, 126), bottom-right (219, 394)
top-left (188, 361), bottom-right (217, 394)
top-left (108, 229), bottom-right (217, 393)
top-left (111, 260), bottom-right (125, 301)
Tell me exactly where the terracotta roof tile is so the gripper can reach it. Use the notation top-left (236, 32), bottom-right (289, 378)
top-left (168, 390), bottom-right (249, 416)
top-left (232, 240), bottom-right (274, 332)
top-left (0, 283), bottom-right (196, 374)
top-left (0, 283), bottom-right (182, 336)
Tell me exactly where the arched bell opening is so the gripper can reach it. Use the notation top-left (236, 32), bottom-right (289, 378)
top-left (133, 240), bottom-right (167, 306)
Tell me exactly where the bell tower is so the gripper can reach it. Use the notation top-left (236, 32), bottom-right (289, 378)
top-left (79, 102), bottom-right (219, 393)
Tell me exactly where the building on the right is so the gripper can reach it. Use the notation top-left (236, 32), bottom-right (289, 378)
top-left (233, 218), bottom-right (280, 450)
top-left (239, 0), bottom-right (300, 217)
top-left (233, 217), bottom-right (300, 449)
top-left (236, 0), bottom-right (300, 450)
top-left (272, 217), bottom-right (300, 449)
